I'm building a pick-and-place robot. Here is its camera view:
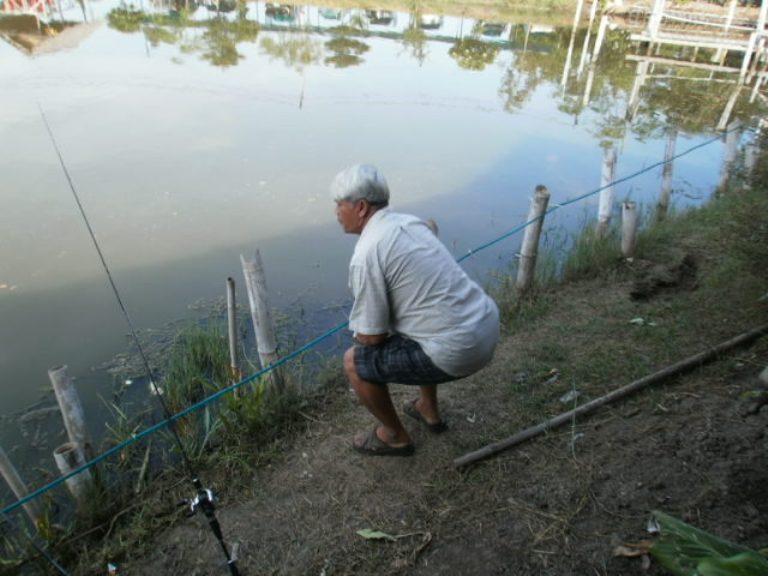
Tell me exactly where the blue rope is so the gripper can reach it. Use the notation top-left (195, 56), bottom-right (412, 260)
top-left (0, 125), bottom-right (741, 517)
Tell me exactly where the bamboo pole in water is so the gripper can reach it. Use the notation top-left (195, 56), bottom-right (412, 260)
top-left (240, 250), bottom-right (284, 393)
top-left (48, 365), bottom-right (91, 458)
top-left (718, 120), bottom-right (742, 193)
top-left (621, 201), bottom-right (639, 258)
top-left (454, 324), bottom-right (768, 468)
top-left (226, 277), bottom-right (241, 382)
top-left (657, 128), bottom-right (677, 221)
top-left (597, 147), bottom-right (617, 237)
top-left (515, 186), bottom-right (550, 297)
top-left (0, 446), bottom-right (43, 528)
top-left (53, 442), bottom-right (92, 506)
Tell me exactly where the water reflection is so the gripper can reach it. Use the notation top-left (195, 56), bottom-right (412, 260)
top-left (1, 0), bottom-right (766, 493)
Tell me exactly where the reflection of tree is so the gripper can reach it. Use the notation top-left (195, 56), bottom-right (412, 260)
top-left (324, 36), bottom-right (369, 68)
top-left (201, 20), bottom-right (241, 66)
top-left (107, 3), bottom-right (258, 68)
top-left (631, 76), bottom-right (762, 139)
top-left (108, 6), bottom-right (144, 33)
top-left (323, 23), bottom-right (369, 68)
top-left (260, 35), bottom-right (322, 71)
top-left (401, 13), bottom-right (428, 65)
top-left (498, 53), bottom-right (545, 111)
top-left (449, 38), bottom-right (500, 71)
top-left (144, 25), bottom-right (181, 47)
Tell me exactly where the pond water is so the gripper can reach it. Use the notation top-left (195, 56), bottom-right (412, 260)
top-left (0, 0), bottom-right (765, 496)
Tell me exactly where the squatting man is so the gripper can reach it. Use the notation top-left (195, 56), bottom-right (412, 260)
top-left (331, 164), bottom-right (500, 456)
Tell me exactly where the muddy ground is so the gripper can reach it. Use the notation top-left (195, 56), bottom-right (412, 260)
top-left (121, 258), bottom-right (768, 575)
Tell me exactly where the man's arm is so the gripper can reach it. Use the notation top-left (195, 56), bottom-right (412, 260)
top-left (354, 333), bottom-right (388, 346)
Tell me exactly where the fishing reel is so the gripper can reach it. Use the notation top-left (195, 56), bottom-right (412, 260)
top-left (179, 485), bottom-right (216, 518)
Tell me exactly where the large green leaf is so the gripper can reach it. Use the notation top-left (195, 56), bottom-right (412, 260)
top-left (698, 553), bottom-right (768, 576)
top-left (650, 511), bottom-right (768, 576)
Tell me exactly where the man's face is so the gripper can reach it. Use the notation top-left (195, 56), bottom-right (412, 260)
top-left (335, 199), bottom-right (366, 235)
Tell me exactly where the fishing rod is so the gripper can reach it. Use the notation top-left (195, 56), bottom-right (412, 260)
top-left (1, 509), bottom-right (70, 576)
top-left (37, 104), bottom-right (240, 576)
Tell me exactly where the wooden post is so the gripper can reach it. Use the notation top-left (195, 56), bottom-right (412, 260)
top-left (621, 201), bottom-right (639, 258)
top-left (53, 442), bottom-right (92, 506)
top-left (657, 128), bottom-right (677, 221)
top-left (597, 146), bottom-right (617, 236)
top-left (718, 120), bottom-right (742, 193)
top-left (226, 277), bottom-right (241, 382)
top-left (515, 185), bottom-right (550, 296)
top-left (240, 250), bottom-right (283, 393)
top-left (48, 365), bottom-right (91, 458)
top-left (0, 446), bottom-right (43, 528)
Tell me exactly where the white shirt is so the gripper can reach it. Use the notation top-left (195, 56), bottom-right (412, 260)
top-left (348, 209), bottom-right (499, 377)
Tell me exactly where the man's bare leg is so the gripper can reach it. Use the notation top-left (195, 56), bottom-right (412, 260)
top-left (344, 347), bottom-right (412, 447)
top-left (414, 384), bottom-right (442, 425)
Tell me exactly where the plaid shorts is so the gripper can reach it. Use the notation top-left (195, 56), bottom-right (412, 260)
top-left (354, 335), bottom-right (458, 386)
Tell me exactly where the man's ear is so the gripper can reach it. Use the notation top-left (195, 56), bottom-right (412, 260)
top-left (356, 199), bottom-right (371, 217)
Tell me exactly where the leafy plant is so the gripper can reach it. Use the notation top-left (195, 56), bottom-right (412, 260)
top-left (650, 510), bottom-right (768, 576)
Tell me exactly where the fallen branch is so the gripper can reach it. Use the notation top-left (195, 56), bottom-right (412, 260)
top-left (453, 324), bottom-right (768, 468)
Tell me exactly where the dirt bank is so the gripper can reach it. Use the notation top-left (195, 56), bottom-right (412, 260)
top-left (118, 184), bottom-right (768, 575)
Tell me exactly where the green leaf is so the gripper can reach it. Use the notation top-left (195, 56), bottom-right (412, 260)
top-left (356, 529), bottom-right (397, 542)
top-left (698, 552), bottom-right (768, 576)
top-left (649, 511), bottom-right (768, 576)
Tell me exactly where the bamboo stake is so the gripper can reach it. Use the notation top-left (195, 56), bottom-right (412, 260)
top-left (515, 185), bottom-right (550, 296)
top-left (621, 201), bottom-right (639, 258)
top-left (597, 147), bottom-right (617, 236)
top-left (240, 250), bottom-right (284, 393)
top-left (48, 365), bottom-right (91, 458)
top-left (657, 128), bottom-right (677, 221)
top-left (454, 324), bottom-right (768, 468)
top-left (226, 277), bottom-right (241, 381)
top-left (0, 446), bottom-right (43, 528)
top-left (53, 442), bottom-right (92, 505)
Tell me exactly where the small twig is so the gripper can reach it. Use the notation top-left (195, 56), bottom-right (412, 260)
top-left (410, 531), bottom-right (432, 562)
top-left (134, 440), bottom-right (152, 495)
top-left (297, 410), bottom-right (327, 424)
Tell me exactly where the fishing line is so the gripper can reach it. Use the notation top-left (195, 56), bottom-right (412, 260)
top-left (37, 103), bottom-right (240, 576)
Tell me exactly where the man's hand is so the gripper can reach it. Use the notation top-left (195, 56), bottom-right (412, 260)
top-left (354, 333), bottom-right (388, 346)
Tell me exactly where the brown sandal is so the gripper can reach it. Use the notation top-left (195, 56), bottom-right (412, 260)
top-left (352, 427), bottom-right (415, 457)
top-left (403, 400), bottom-right (448, 433)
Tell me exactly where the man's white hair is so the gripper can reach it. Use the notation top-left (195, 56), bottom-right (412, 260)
top-left (330, 164), bottom-right (390, 205)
